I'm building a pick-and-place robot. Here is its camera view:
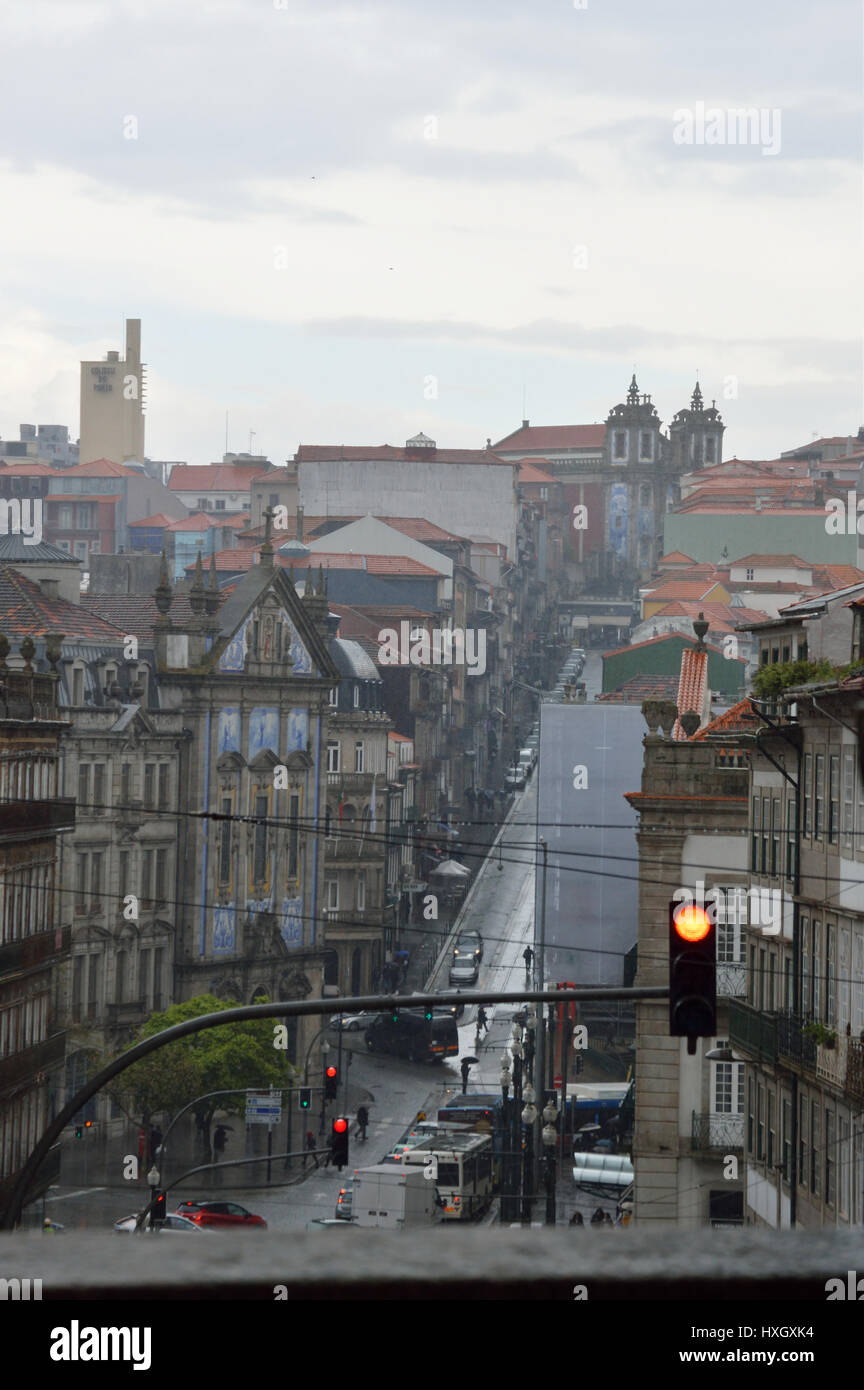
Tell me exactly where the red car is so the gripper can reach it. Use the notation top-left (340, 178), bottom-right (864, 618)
top-left (174, 1200), bottom-right (267, 1230)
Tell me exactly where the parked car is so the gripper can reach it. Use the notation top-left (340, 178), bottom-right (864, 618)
top-left (114, 1212), bottom-right (202, 1235)
top-left (453, 930), bottom-right (483, 963)
top-left (329, 1011), bottom-right (375, 1032)
top-left (518, 748), bottom-right (536, 773)
top-left (449, 956), bottom-right (479, 986)
top-left (173, 1200), bottom-right (267, 1230)
top-left (504, 767), bottom-right (526, 792)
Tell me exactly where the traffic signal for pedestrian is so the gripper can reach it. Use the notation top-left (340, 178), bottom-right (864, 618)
top-left (330, 1117), bottom-right (349, 1170)
top-left (324, 1065), bottom-right (338, 1101)
top-left (669, 897), bottom-right (716, 1054)
top-left (151, 1190), bottom-right (167, 1223)
top-left (298, 1087), bottom-right (312, 1111)
top-left (424, 1006), bottom-right (433, 1021)
top-left (74, 1125), bottom-right (83, 1139)
top-left (391, 1007), bottom-right (400, 1023)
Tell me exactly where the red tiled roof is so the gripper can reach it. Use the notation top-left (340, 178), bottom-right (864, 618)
top-left (517, 461), bottom-right (557, 485)
top-left (672, 648), bottom-right (708, 740)
top-left (0, 461), bottom-right (59, 475)
top-left (596, 675), bottom-right (680, 703)
top-left (649, 601), bottom-right (767, 632)
top-left (329, 603), bottom-right (386, 642)
top-left (167, 465), bottom-right (260, 491)
top-left (80, 592), bottom-right (204, 641)
top-left (658, 551), bottom-right (696, 565)
top-left (691, 698), bottom-right (761, 739)
top-left (492, 424), bottom-right (606, 452)
top-left (165, 511), bottom-right (248, 532)
top-left (44, 493), bottom-right (117, 506)
top-left (127, 513), bottom-right (176, 528)
top-left (729, 554), bottom-right (811, 568)
top-left (188, 549), bottom-right (441, 577)
top-left (644, 579), bottom-right (728, 602)
top-left (295, 445), bottom-right (513, 467)
top-left (66, 458), bottom-right (138, 476)
top-left (604, 631), bottom-right (731, 661)
top-left (0, 567), bottom-right (126, 641)
top-left (813, 564), bottom-right (864, 589)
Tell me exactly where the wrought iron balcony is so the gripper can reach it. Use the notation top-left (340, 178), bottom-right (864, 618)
top-left (324, 836), bottom-right (383, 862)
top-left (728, 999), bottom-right (777, 1064)
top-left (0, 797), bottom-right (75, 840)
top-left (777, 1012), bottom-right (817, 1067)
top-left (0, 924), bottom-right (70, 976)
top-left (0, 1032), bottom-right (65, 1091)
top-left (691, 1112), bottom-right (745, 1153)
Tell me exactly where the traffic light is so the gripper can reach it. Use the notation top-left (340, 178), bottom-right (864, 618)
top-left (324, 1065), bottom-right (338, 1101)
top-left (669, 897), bottom-right (716, 1054)
top-left (298, 1087), bottom-right (312, 1111)
top-left (424, 1006), bottom-right (433, 1021)
top-left (391, 1007), bottom-right (400, 1023)
top-left (330, 1116), bottom-right (349, 1171)
top-left (74, 1125), bottom-right (83, 1139)
top-left (151, 1190), bottom-right (167, 1223)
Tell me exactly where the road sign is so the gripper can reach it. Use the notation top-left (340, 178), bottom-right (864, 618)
top-left (245, 1090), bottom-right (282, 1126)
top-left (553, 1074), bottom-right (563, 1090)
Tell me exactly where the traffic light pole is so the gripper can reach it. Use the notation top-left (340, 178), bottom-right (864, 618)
top-left (2, 985), bottom-right (667, 1230)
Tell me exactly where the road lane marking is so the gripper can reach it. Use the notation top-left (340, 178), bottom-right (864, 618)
top-left (46, 1188), bottom-right (106, 1202)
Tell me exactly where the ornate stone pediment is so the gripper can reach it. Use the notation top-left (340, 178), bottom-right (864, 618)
top-left (281, 749), bottom-right (312, 773)
top-left (216, 750), bottom-right (245, 774)
top-left (279, 968), bottom-right (312, 1001)
top-left (249, 748), bottom-right (280, 774)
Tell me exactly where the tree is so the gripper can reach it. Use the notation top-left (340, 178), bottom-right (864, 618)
top-left (106, 994), bottom-right (296, 1144)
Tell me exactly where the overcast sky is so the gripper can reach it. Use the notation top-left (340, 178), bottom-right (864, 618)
top-left (0, 0), bottom-right (861, 465)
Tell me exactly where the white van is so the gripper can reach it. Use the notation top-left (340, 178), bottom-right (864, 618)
top-left (518, 747), bottom-right (536, 773)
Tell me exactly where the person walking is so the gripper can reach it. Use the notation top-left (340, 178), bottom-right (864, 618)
top-left (522, 945), bottom-right (534, 980)
top-left (460, 1057), bottom-right (471, 1095)
top-left (212, 1124), bottom-right (228, 1161)
top-left (304, 1130), bottom-right (319, 1170)
top-left (148, 1126), bottom-right (163, 1164)
top-left (356, 1105), bottom-right (369, 1142)
top-left (476, 1006), bottom-right (488, 1034)
top-left (569, 1210), bottom-right (584, 1227)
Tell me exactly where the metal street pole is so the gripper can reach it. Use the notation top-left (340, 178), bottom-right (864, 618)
top-left (534, 837), bottom-right (548, 1197)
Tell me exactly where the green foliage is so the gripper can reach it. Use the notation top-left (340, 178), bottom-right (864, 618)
top-left (751, 658), bottom-right (836, 699)
top-left (107, 994), bottom-right (296, 1129)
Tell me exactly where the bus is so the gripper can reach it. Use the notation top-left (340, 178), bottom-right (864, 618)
top-left (398, 1132), bottom-right (495, 1220)
top-left (364, 1010), bottom-right (459, 1063)
top-left (562, 1082), bottom-right (631, 1155)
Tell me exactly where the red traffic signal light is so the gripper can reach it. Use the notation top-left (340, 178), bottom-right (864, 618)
top-left (331, 1116), bottom-right (349, 1170)
top-left (669, 898), bottom-right (716, 1053)
top-left (151, 1190), bottom-right (167, 1224)
top-left (324, 1065), bottom-right (338, 1101)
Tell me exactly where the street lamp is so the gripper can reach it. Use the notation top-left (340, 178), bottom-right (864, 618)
top-left (521, 1083), bottom-right (537, 1224)
top-left (542, 1099), bottom-right (558, 1225)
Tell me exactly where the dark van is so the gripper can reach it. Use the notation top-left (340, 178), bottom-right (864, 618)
top-left (364, 1010), bottom-right (459, 1063)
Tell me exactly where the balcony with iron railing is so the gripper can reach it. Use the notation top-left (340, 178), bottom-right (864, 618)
top-left (0, 924), bottom-right (71, 977)
top-left (326, 771), bottom-right (378, 790)
top-left (324, 836), bottom-right (384, 862)
top-left (0, 797), bottom-right (75, 840)
top-left (728, 999), bottom-right (778, 1064)
top-left (0, 1031), bottom-right (65, 1091)
top-left (777, 1012), bottom-right (817, 1068)
top-left (691, 1111), bottom-right (745, 1153)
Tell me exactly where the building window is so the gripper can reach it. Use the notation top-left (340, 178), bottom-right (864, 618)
top-left (143, 763), bottom-right (155, 810)
top-left (328, 687), bottom-right (339, 708)
top-left (59, 503), bottom-right (74, 529)
top-left (639, 433), bottom-right (653, 462)
top-left (843, 750), bottom-right (855, 850)
top-left (828, 754), bottom-right (839, 845)
top-left (814, 754), bottom-right (825, 839)
top-left (353, 684), bottom-right (360, 709)
top-left (215, 500), bottom-right (226, 511)
top-left (218, 796), bottom-right (232, 884)
top-left (761, 796), bottom-right (770, 873)
top-left (825, 1107), bottom-right (834, 1205)
top-left (78, 763), bottom-right (90, 812)
top-left (767, 1092), bottom-right (775, 1169)
top-left (119, 850), bottom-right (131, 901)
top-left (75, 854), bottom-right (87, 912)
top-left (747, 1076), bottom-right (754, 1153)
top-left (141, 849), bottom-right (153, 903)
top-left (746, 568), bottom-right (754, 581)
top-left (153, 947), bottom-right (165, 1013)
top-left (798, 1094), bottom-right (808, 1188)
top-left (756, 1084), bottom-right (764, 1160)
top-left (71, 666), bottom-right (84, 705)
top-left (612, 431), bottom-right (627, 461)
top-left (781, 1097), bottom-right (791, 1181)
top-left (803, 754), bottom-right (812, 836)
top-left (810, 1101), bottom-right (820, 1195)
top-left (786, 794), bottom-right (797, 878)
top-left (155, 848), bottom-right (168, 902)
top-left (93, 763), bottom-right (105, 815)
top-left (704, 436), bottom-right (716, 464)
top-left (812, 920), bottom-right (821, 1020)
top-left (287, 793), bottom-right (300, 880)
top-left (751, 797), bottom-right (760, 871)
top-left (158, 764), bottom-right (169, 810)
top-left (252, 794), bottom-right (269, 883)
top-left (801, 916), bottom-right (810, 1016)
top-left (325, 880), bottom-right (338, 910)
top-left (771, 797), bottom-right (780, 875)
top-left (354, 742), bottom-right (364, 774)
top-left (326, 742), bottom-right (340, 774)
top-left (356, 875), bottom-right (366, 911)
top-left (826, 923), bottom-right (835, 1026)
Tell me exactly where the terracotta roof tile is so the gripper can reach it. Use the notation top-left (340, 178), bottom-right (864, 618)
top-left (492, 424), bottom-right (606, 451)
top-left (672, 648), bottom-right (708, 739)
top-left (0, 567), bottom-right (126, 641)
